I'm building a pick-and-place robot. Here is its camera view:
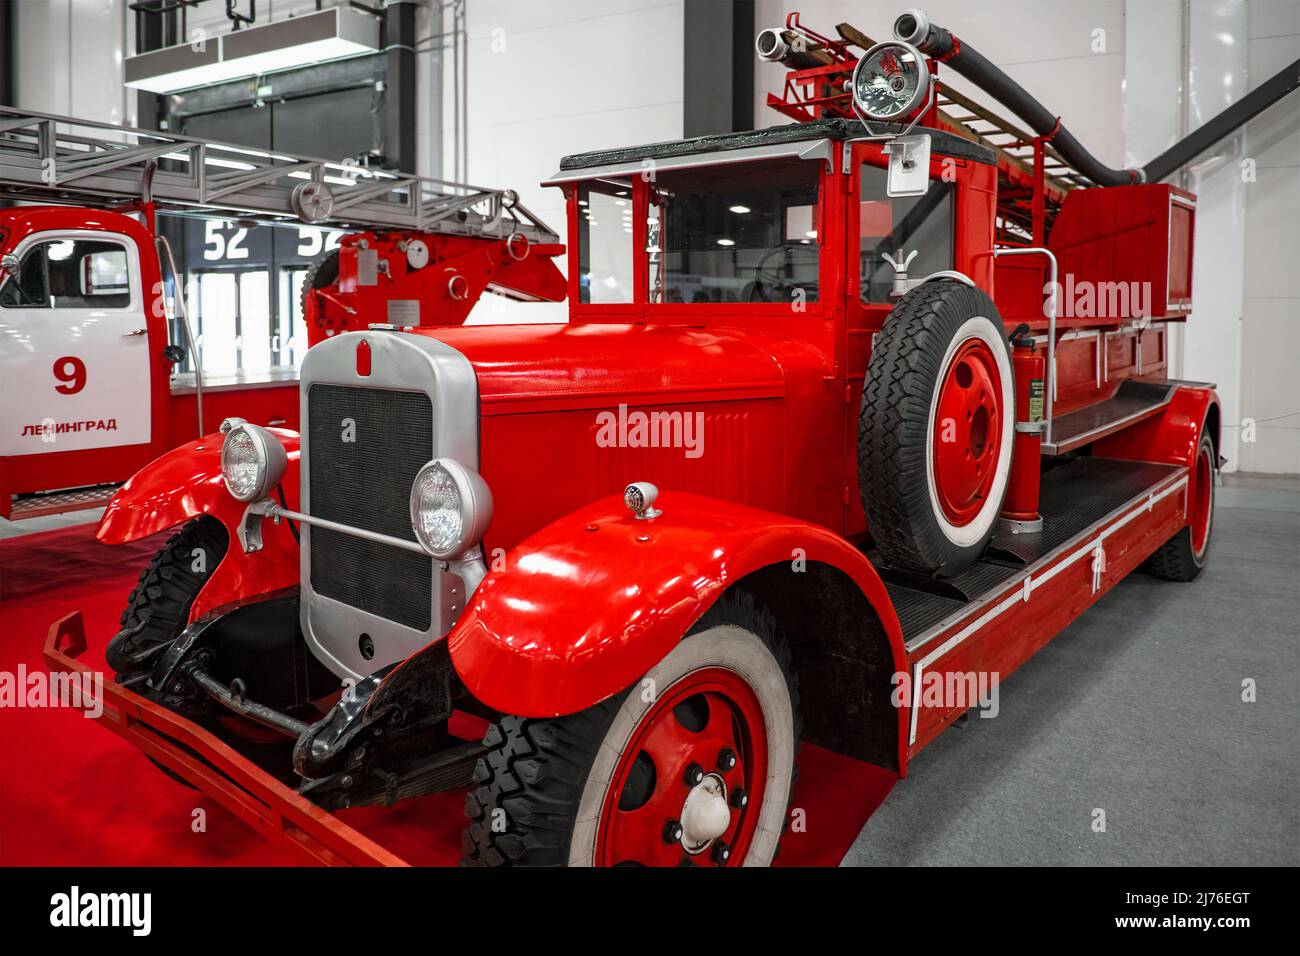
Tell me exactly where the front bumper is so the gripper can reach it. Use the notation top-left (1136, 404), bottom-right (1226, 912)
top-left (44, 611), bottom-right (408, 867)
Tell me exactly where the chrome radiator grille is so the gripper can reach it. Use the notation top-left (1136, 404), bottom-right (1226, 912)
top-left (307, 383), bottom-right (433, 631)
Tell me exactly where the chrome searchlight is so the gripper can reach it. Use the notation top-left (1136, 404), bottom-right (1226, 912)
top-left (220, 420), bottom-right (288, 502)
top-left (409, 458), bottom-right (493, 560)
top-left (851, 41), bottom-right (930, 122)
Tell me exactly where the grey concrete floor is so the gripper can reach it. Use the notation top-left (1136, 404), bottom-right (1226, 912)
top-left (844, 478), bottom-right (1300, 866)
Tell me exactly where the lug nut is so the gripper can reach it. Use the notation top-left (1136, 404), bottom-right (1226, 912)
top-left (663, 819), bottom-right (684, 844)
top-left (684, 763), bottom-right (704, 787)
top-left (712, 841), bottom-right (732, 864)
top-left (730, 788), bottom-right (749, 809)
top-left (717, 748), bottom-right (737, 772)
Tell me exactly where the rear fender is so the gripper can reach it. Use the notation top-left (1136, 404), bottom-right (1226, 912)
top-left (447, 490), bottom-right (908, 764)
top-left (96, 429), bottom-right (301, 622)
top-left (1093, 384), bottom-right (1220, 468)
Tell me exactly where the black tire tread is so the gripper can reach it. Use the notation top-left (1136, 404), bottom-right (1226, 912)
top-left (461, 589), bottom-right (801, 867)
top-left (112, 517), bottom-right (228, 669)
top-left (1142, 527), bottom-right (1200, 581)
top-left (299, 248), bottom-right (341, 318)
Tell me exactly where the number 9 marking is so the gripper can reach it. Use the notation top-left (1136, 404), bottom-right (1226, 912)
top-left (53, 356), bottom-right (86, 395)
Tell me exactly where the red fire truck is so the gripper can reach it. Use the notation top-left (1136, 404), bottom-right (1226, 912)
top-left (45, 10), bottom-right (1300, 866)
top-left (0, 107), bottom-right (563, 520)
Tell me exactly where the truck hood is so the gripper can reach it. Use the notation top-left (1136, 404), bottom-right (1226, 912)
top-left (414, 323), bottom-right (787, 414)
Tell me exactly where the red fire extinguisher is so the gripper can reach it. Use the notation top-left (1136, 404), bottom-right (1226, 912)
top-left (1000, 325), bottom-right (1045, 533)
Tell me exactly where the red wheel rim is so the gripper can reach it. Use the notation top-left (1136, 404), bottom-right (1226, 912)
top-left (1191, 443), bottom-right (1214, 556)
top-left (932, 337), bottom-right (1004, 526)
top-left (595, 667), bottom-right (768, 867)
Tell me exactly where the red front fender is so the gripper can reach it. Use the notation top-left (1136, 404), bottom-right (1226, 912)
top-left (97, 429), bottom-right (301, 622)
top-left (448, 491), bottom-right (906, 724)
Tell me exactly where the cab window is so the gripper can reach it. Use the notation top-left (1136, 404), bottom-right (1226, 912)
top-left (860, 164), bottom-right (953, 303)
top-left (0, 238), bottom-right (132, 309)
top-left (648, 159), bottom-right (819, 305)
top-left (577, 180), bottom-right (634, 304)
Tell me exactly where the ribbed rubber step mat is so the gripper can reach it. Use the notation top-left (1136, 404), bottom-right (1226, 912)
top-left (991, 458), bottom-right (1180, 565)
top-left (882, 457), bottom-right (1183, 643)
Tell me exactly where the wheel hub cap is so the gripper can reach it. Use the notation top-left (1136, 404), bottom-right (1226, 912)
top-left (595, 668), bottom-right (768, 867)
top-left (680, 773), bottom-right (730, 853)
top-left (933, 337), bottom-right (1004, 526)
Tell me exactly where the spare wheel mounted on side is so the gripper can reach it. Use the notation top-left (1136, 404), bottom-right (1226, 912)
top-left (859, 279), bottom-right (1016, 578)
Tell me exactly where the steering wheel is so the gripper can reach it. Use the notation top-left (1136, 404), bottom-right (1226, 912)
top-left (750, 244), bottom-right (813, 303)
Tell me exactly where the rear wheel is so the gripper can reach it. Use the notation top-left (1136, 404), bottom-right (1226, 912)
top-left (462, 591), bottom-right (799, 867)
top-left (859, 280), bottom-right (1015, 577)
top-left (1144, 432), bottom-right (1216, 581)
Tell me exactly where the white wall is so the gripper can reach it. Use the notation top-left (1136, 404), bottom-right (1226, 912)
top-left (1126, 0), bottom-right (1298, 475)
top-left (452, 0), bottom-right (685, 324)
top-left (1175, 1), bottom-right (1251, 474)
top-left (13, 0), bottom-right (130, 125)
top-left (1239, 0), bottom-right (1300, 473)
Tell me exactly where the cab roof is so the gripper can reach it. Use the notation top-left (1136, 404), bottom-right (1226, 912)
top-left (558, 117), bottom-right (996, 172)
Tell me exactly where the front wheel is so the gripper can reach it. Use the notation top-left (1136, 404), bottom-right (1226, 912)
top-left (462, 591), bottom-right (799, 867)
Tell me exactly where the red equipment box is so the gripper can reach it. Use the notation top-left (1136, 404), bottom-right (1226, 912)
top-left (1050, 183), bottom-right (1196, 322)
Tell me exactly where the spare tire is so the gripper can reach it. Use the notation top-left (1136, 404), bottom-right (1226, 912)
top-left (859, 279), bottom-right (1015, 578)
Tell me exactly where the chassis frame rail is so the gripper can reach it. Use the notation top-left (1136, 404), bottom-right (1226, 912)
top-left (44, 611), bottom-right (408, 867)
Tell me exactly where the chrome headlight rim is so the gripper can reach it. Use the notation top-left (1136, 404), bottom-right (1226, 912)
top-left (408, 458), bottom-right (493, 561)
top-left (851, 40), bottom-right (931, 123)
top-left (220, 421), bottom-right (287, 502)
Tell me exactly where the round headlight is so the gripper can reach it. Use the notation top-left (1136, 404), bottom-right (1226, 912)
top-left (409, 459), bottom-right (493, 560)
top-left (220, 422), bottom-right (288, 502)
top-left (851, 41), bottom-right (930, 122)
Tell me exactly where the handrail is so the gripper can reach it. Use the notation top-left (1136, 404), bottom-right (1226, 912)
top-left (993, 246), bottom-right (1058, 449)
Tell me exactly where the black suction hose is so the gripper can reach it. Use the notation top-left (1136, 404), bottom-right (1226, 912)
top-left (895, 9), bottom-right (1141, 186)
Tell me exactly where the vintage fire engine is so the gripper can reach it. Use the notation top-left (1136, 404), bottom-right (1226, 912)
top-left (0, 107), bottom-right (562, 520)
top-left (45, 10), bottom-right (1300, 866)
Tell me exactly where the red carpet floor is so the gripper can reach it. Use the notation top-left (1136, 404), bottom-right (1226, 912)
top-left (0, 523), bottom-right (895, 866)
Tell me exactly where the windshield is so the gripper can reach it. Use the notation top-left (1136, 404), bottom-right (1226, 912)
top-left (647, 158), bottom-right (820, 305)
top-left (577, 179), bottom-right (635, 304)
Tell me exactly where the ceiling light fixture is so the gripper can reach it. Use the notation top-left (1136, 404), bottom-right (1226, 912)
top-left (124, 8), bottom-right (379, 94)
